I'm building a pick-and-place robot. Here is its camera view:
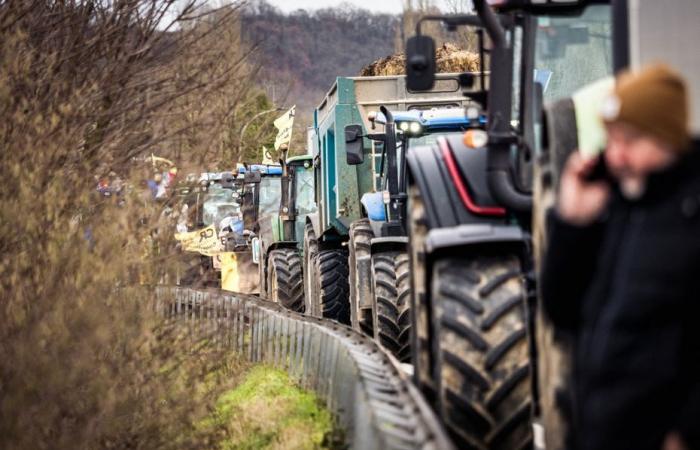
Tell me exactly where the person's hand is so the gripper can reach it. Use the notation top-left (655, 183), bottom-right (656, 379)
top-left (557, 152), bottom-right (611, 226)
top-left (662, 432), bottom-right (688, 450)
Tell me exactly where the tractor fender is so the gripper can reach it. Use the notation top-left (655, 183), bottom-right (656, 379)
top-left (406, 142), bottom-right (505, 230)
top-left (370, 236), bottom-right (408, 254)
top-left (361, 192), bottom-right (386, 221)
top-left (266, 240), bottom-right (298, 253)
top-left (305, 213), bottom-right (321, 242)
top-left (425, 223), bottom-right (528, 256)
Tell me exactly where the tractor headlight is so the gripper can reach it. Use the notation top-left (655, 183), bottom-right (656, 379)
top-left (409, 122), bottom-right (422, 134)
top-left (399, 122), bottom-right (410, 132)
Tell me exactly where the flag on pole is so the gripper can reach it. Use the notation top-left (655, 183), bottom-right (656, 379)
top-left (261, 146), bottom-right (275, 165)
top-left (274, 105), bottom-right (296, 151)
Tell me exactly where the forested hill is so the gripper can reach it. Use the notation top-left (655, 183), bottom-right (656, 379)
top-left (240, 1), bottom-right (400, 113)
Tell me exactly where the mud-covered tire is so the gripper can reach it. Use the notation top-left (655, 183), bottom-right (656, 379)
top-left (371, 251), bottom-right (411, 362)
top-left (303, 222), bottom-right (319, 315)
top-left (432, 253), bottom-right (532, 450)
top-left (348, 218), bottom-right (374, 335)
top-left (313, 249), bottom-right (350, 323)
top-left (533, 133), bottom-right (574, 450)
top-left (407, 184), bottom-right (435, 398)
top-left (268, 248), bottom-right (304, 312)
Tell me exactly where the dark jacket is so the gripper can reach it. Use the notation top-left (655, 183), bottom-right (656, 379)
top-left (542, 149), bottom-right (700, 450)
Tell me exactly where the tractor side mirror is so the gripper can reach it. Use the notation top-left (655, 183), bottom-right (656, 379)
top-left (344, 124), bottom-right (364, 165)
top-left (406, 35), bottom-right (436, 91)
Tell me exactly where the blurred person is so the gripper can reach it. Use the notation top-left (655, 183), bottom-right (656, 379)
top-left (147, 172), bottom-right (162, 199)
top-left (541, 64), bottom-right (699, 450)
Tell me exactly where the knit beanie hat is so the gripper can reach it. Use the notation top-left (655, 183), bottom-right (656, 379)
top-left (600, 63), bottom-right (691, 152)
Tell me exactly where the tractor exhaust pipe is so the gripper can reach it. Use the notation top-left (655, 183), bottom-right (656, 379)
top-left (474, 0), bottom-right (532, 213)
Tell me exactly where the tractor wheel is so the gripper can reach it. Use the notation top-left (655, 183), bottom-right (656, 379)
top-left (303, 222), bottom-right (318, 315)
top-left (407, 184), bottom-right (435, 398)
top-left (313, 249), bottom-right (350, 323)
top-left (371, 251), bottom-right (411, 362)
top-left (431, 253), bottom-right (532, 450)
top-left (533, 123), bottom-right (575, 450)
top-left (268, 248), bottom-right (304, 312)
top-left (348, 218), bottom-right (374, 335)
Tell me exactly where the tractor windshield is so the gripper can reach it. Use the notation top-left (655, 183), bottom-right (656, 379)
top-left (534, 5), bottom-right (612, 101)
top-left (256, 176), bottom-right (283, 243)
top-left (294, 165), bottom-right (316, 244)
top-left (294, 166), bottom-right (316, 216)
top-left (201, 184), bottom-right (240, 231)
top-left (259, 176), bottom-right (282, 218)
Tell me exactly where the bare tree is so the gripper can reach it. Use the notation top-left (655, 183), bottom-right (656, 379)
top-left (0, 2), bottom-right (266, 448)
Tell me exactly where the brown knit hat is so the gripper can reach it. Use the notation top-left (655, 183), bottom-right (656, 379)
top-left (600, 63), bottom-right (691, 151)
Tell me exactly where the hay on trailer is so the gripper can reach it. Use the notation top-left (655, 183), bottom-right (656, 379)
top-left (360, 43), bottom-right (480, 76)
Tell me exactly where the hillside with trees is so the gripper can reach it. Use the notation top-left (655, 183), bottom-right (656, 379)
top-left (239, 2), bottom-right (400, 152)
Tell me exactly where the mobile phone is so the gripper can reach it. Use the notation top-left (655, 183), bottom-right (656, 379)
top-left (583, 154), bottom-right (612, 183)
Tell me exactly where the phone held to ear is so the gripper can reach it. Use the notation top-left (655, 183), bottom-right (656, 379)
top-left (584, 154), bottom-right (613, 183)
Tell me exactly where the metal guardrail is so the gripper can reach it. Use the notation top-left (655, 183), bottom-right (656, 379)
top-left (154, 287), bottom-right (454, 450)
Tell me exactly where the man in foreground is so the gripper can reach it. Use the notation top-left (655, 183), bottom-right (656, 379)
top-left (542, 63), bottom-right (699, 450)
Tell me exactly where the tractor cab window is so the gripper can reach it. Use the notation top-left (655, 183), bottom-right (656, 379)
top-left (258, 177), bottom-right (282, 218)
top-left (534, 5), bottom-right (612, 102)
top-left (294, 166), bottom-right (316, 216)
top-left (201, 184), bottom-right (240, 231)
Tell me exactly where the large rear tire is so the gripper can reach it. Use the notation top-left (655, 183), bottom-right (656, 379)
top-left (303, 222), bottom-right (319, 315)
top-left (371, 251), bottom-right (411, 362)
top-left (268, 248), bottom-right (304, 312)
top-left (348, 218), bottom-right (374, 335)
top-left (432, 254), bottom-right (532, 450)
top-left (313, 249), bottom-right (350, 323)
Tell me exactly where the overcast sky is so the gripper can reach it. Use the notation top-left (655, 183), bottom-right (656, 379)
top-left (195, 0), bottom-right (461, 15)
top-left (267, 0), bottom-right (404, 14)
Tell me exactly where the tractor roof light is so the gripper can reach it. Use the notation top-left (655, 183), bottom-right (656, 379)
top-left (463, 129), bottom-right (489, 149)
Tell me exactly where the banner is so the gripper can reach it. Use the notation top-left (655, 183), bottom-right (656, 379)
top-left (274, 105), bottom-right (296, 151)
top-left (174, 225), bottom-right (222, 256)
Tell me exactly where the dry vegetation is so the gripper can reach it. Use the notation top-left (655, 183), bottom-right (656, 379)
top-left (360, 42), bottom-right (480, 76)
top-left (0, 1), bottom-right (279, 448)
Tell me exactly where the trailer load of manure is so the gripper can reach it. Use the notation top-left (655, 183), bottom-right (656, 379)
top-left (360, 43), bottom-right (480, 76)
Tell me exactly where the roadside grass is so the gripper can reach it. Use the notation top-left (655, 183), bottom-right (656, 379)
top-left (208, 365), bottom-right (339, 450)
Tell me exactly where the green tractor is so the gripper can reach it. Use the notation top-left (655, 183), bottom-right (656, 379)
top-left (255, 154), bottom-right (316, 311)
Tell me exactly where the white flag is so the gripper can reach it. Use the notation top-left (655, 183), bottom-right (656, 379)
top-left (274, 105), bottom-right (296, 151)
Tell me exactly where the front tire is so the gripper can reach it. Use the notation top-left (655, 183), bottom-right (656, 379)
top-left (371, 251), bottom-right (411, 362)
top-left (431, 253), bottom-right (532, 450)
top-left (303, 222), bottom-right (319, 315)
top-left (268, 248), bottom-right (304, 312)
top-left (348, 218), bottom-right (374, 335)
top-left (312, 249), bottom-right (350, 323)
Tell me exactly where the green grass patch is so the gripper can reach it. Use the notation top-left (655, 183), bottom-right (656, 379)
top-left (210, 365), bottom-right (337, 450)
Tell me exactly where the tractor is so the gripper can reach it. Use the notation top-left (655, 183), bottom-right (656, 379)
top-left (403, 0), bottom-right (699, 448)
top-left (220, 164), bottom-right (282, 295)
top-left (303, 73), bottom-right (476, 360)
top-left (255, 154), bottom-right (316, 311)
top-left (343, 106), bottom-right (479, 361)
